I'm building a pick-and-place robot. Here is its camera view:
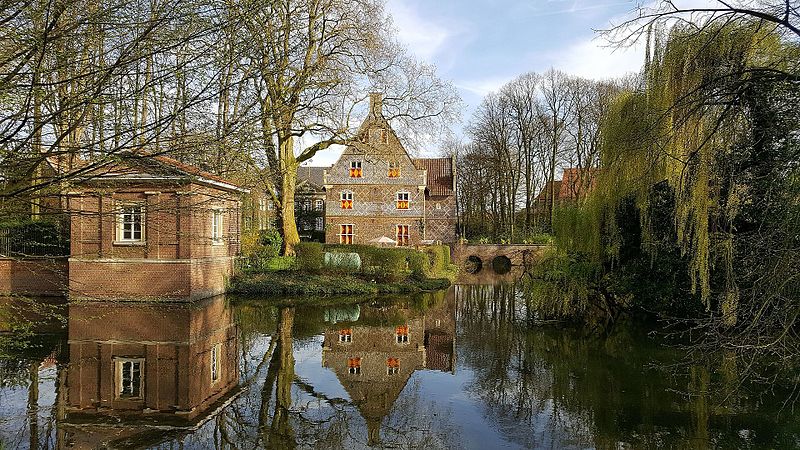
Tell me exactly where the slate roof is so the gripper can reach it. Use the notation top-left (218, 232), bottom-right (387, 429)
top-left (296, 165), bottom-right (328, 190)
top-left (412, 157), bottom-right (454, 197)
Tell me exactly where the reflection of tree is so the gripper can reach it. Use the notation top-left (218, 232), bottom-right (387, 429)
top-left (259, 307), bottom-right (296, 449)
top-left (455, 284), bottom-right (798, 449)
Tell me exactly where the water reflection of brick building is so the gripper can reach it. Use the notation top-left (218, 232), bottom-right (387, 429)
top-left (321, 289), bottom-right (456, 444)
top-left (61, 295), bottom-right (239, 448)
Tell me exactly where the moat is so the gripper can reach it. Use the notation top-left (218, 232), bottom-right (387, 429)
top-left (1, 284), bottom-right (798, 449)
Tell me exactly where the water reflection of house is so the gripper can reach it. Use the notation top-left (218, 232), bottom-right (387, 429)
top-left (321, 291), bottom-right (456, 445)
top-left (61, 295), bottom-right (239, 449)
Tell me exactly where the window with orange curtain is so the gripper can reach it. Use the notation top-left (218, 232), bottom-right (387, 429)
top-left (395, 224), bottom-right (410, 246)
top-left (339, 224), bottom-right (354, 244)
top-left (347, 357), bottom-right (361, 375)
top-left (386, 357), bottom-right (400, 375)
top-left (340, 191), bottom-right (353, 209)
top-left (338, 329), bottom-right (352, 343)
top-left (387, 161), bottom-right (401, 178)
top-left (349, 161), bottom-right (363, 178)
top-left (395, 325), bottom-right (409, 343)
top-left (396, 191), bottom-right (410, 209)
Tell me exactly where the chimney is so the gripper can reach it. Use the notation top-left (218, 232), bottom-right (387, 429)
top-left (369, 92), bottom-right (383, 116)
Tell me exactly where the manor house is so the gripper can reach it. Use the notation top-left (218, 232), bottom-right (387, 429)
top-left (323, 93), bottom-right (456, 246)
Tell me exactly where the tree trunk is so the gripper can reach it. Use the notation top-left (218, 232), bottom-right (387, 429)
top-left (279, 138), bottom-right (300, 255)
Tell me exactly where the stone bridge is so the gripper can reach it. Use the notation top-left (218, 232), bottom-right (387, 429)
top-left (451, 244), bottom-right (551, 277)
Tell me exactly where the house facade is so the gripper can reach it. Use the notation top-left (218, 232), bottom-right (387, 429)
top-left (323, 93), bottom-right (457, 246)
top-left (66, 154), bottom-right (247, 301)
top-left (295, 165), bottom-right (328, 241)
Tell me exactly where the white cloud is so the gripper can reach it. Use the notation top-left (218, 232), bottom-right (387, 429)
top-left (456, 75), bottom-right (516, 97)
top-left (546, 37), bottom-right (646, 80)
top-left (386, 0), bottom-right (463, 62)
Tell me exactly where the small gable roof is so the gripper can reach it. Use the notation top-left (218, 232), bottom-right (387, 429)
top-left (413, 158), bottom-right (454, 197)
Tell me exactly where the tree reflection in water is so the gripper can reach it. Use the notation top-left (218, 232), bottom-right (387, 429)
top-left (1, 287), bottom-right (799, 449)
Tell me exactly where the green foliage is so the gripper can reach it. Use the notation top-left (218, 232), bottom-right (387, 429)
top-left (551, 21), bottom-right (800, 326)
top-left (258, 228), bottom-right (283, 255)
top-left (523, 248), bottom-right (600, 319)
top-left (229, 271), bottom-right (450, 297)
top-left (263, 256), bottom-right (296, 271)
top-left (295, 242), bottom-right (323, 273)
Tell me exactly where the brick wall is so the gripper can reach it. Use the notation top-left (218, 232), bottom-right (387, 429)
top-left (0, 257), bottom-right (68, 296)
top-left (67, 181), bottom-right (241, 300)
top-left (68, 257), bottom-right (234, 301)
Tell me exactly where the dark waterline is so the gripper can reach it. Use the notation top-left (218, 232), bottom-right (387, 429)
top-left (1, 285), bottom-right (798, 449)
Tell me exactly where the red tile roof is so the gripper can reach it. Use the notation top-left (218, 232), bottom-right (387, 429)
top-left (535, 180), bottom-right (562, 202)
top-left (412, 157), bottom-right (454, 197)
top-left (558, 168), bottom-right (599, 201)
top-left (535, 168), bottom-right (599, 202)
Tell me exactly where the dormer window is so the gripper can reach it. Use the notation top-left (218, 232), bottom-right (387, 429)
top-left (340, 191), bottom-right (353, 209)
top-left (388, 161), bottom-right (401, 178)
top-left (396, 192), bottom-right (410, 210)
top-left (369, 128), bottom-right (388, 144)
top-left (349, 161), bottom-right (363, 178)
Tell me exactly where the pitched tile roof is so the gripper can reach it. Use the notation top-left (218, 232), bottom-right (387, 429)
top-left (412, 157), bottom-right (454, 197)
top-left (535, 180), bottom-right (562, 202)
top-left (558, 168), bottom-right (599, 200)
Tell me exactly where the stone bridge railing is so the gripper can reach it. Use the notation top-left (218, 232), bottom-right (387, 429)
top-left (451, 244), bottom-right (551, 277)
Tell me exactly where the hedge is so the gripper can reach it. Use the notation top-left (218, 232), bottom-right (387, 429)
top-left (295, 242), bottom-right (324, 272)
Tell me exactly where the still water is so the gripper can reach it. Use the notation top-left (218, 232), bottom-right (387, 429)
top-left (1, 285), bottom-right (798, 449)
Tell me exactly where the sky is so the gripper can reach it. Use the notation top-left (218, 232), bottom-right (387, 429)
top-left (303, 0), bottom-right (654, 166)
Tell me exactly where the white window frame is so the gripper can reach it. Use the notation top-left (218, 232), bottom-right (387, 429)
top-left (114, 357), bottom-right (145, 399)
top-left (339, 224), bottom-right (354, 245)
top-left (340, 191), bottom-right (353, 209)
top-left (396, 325), bottom-right (409, 344)
top-left (396, 191), bottom-right (410, 210)
top-left (315, 216), bottom-right (324, 231)
top-left (211, 209), bottom-right (224, 245)
top-left (349, 160), bottom-right (363, 178)
top-left (387, 358), bottom-right (400, 375)
top-left (339, 329), bottom-right (352, 343)
top-left (116, 202), bottom-right (145, 243)
top-left (211, 343), bottom-right (221, 383)
top-left (348, 357), bottom-right (362, 375)
top-left (314, 199), bottom-right (324, 211)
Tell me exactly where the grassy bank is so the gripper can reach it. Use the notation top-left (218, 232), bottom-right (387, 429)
top-left (230, 243), bottom-right (458, 298)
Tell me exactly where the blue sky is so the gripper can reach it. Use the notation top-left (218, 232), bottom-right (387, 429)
top-left (305, 0), bottom-right (653, 166)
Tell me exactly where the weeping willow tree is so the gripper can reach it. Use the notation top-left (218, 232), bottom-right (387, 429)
top-left (553, 20), bottom-right (800, 330)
